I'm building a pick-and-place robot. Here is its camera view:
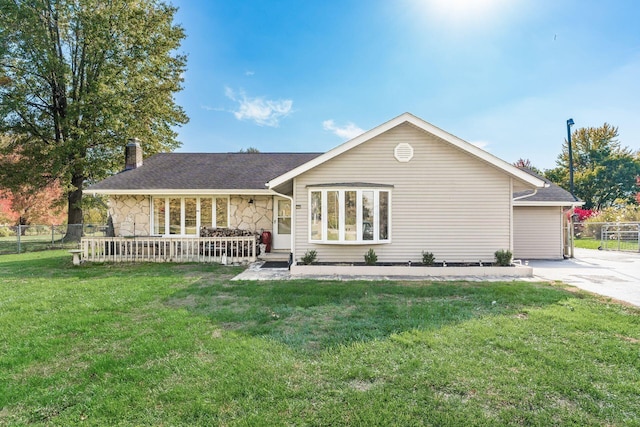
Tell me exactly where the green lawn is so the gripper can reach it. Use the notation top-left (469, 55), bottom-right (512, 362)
top-left (1, 252), bottom-right (639, 425)
top-left (574, 237), bottom-right (602, 250)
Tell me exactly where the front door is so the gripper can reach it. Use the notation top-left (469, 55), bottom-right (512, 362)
top-left (272, 197), bottom-right (291, 250)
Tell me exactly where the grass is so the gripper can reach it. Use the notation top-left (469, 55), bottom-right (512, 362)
top-left (1, 251), bottom-right (639, 425)
top-left (0, 234), bottom-right (78, 255)
top-left (574, 237), bottom-right (602, 250)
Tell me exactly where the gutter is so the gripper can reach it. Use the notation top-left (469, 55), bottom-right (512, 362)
top-left (512, 188), bottom-right (539, 201)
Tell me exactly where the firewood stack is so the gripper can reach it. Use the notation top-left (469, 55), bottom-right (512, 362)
top-left (200, 227), bottom-right (260, 239)
top-left (199, 227), bottom-right (261, 256)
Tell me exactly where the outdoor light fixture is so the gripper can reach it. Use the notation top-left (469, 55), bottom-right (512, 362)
top-left (566, 118), bottom-right (575, 198)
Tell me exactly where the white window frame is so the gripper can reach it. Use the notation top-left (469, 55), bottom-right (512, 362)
top-left (151, 196), bottom-right (230, 236)
top-left (308, 187), bottom-right (391, 244)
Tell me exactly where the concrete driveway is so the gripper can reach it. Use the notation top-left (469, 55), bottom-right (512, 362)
top-left (529, 248), bottom-right (640, 307)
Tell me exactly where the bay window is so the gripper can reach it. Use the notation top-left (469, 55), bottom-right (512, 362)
top-left (152, 196), bottom-right (229, 236)
top-left (309, 187), bottom-right (391, 243)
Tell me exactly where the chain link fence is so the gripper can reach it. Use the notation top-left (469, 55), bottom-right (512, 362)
top-left (0, 224), bottom-right (108, 255)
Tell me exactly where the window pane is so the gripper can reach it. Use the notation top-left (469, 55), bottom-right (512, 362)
top-left (277, 199), bottom-right (291, 235)
top-left (184, 198), bottom-right (197, 235)
top-left (216, 198), bottom-right (228, 228)
top-left (345, 191), bottom-right (357, 241)
top-left (153, 198), bottom-right (165, 235)
top-left (169, 198), bottom-right (181, 235)
top-left (200, 198), bottom-right (212, 228)
top-left (327, 191), bottom-right (339, 240)
top-left (362, 191), bottom-right (374, 240)
top-left (311, 191), bottom-right (322, 240)
top-left (379, 191), bottom-right (389, 240)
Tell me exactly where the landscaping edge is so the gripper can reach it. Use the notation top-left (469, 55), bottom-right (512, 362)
top-left (290, 264), bottom-right (534, 278)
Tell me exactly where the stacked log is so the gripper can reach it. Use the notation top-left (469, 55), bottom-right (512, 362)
top-left (200, 227), bottom-right (260, 239)
top-left (199, 227), bottom-right (261, 257)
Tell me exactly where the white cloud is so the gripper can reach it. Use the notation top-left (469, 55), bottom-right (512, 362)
top-left (245, 70), bottom-right (255, 76)
top-left (470, 140), bottom-right (490, 151)
top-left (200, 105), bottom-right (225, 112)
top-left (225, 87), bottom-right (293, 127)
top-left (322, 119), bottom-right (364, 140)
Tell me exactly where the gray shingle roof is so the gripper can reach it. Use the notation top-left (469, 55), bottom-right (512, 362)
top-left (88, 152), bottom-right (323, 191)
top-left (514, 168), bottom-right (581, 204)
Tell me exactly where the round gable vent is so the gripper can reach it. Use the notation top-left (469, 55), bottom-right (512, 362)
top-left (394, 143), bottom-right (414, 162)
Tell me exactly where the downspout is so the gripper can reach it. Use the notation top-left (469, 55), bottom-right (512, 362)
top-left (567, 206), bottom-right (577, 258)
top-left (509, 179), bottom-right (513, 253)
top-left (267, 185), bottom-right (295, 268)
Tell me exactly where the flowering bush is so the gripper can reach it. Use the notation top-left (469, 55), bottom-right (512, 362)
top-left (573, 207), bottom-right (596, 222)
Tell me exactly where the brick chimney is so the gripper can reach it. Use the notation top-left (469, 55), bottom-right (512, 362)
top-left (125, 138), bottom-right (143, 170)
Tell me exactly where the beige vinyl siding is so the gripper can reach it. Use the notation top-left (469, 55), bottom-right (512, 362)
top-left (293, 123), bottom-right (516, 263)
top-left (513, 206), bottom-right (563, 259)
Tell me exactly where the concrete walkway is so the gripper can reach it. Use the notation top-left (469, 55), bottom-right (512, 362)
top-left (529, 248), bottom-right (640, 307)
top-left (233, 248), bottom-right (640, 307)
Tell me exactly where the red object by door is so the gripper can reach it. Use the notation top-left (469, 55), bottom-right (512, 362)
top-left (261, 230), bottom-right (272, 253)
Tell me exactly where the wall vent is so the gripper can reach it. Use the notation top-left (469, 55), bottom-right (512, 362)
top-left (394, 143), bottom-right (414, 162)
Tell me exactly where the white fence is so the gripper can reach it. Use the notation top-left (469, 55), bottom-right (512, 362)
top-left (80, 236), bottom-right (257, 264)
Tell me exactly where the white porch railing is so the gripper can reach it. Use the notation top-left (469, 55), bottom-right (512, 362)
top-left (80, 236), bottom-right (257, 263)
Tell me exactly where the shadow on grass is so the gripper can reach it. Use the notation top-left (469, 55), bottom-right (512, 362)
top-left (167, 279), bottom-right (579, 354)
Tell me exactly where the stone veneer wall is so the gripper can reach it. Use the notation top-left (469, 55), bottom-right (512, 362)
top-left (229, 196), bottom-right (272, 232)
top-left (108, 195), bottom-right (151, 236)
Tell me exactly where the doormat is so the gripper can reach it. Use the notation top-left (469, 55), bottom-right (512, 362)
top-left (261, 261), bottom-right (290, 269)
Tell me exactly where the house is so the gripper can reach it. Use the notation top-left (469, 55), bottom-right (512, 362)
top-left (88, 112), bottom-right (580, 263)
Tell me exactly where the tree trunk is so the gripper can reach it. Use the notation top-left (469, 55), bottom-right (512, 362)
top-left (65, 173), bottom-right (84, 242)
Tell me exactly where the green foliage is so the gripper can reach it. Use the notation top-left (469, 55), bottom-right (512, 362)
top-left (239, 147), bottom-right (260, 153)
top-left (299, 249), bottom-right (317, 265)
top-left (82, 195), bottom-right (108, 225)
top-left (421, 251), bottom-right (435, 266)
top-left (494, 249), bottom-right (512, 266)
top-left (582, 204), bottom-right (640, 239)
top-left (0, 0), bottom-right (188, 228)
top-left (545, 123), bottom-right (640, 209)
top-left (364, 248), bottom-right (377, 265)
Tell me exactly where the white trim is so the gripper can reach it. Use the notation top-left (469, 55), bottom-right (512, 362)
top-left (267, 112), bottom-right (546, 189)
top-left (150, 195), bottom-right (230, 237)
top-left (509, 178), bottom-right (514, 253)
top-left (308, 187), bottom-right (391, 244)
top-left (90, 189), bottom-right (274, 196)
top-left (513, 201), bottom-right (583, 207)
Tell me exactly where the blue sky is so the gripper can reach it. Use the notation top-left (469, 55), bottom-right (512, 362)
top-left (171, 0), bottom-right (640, 170)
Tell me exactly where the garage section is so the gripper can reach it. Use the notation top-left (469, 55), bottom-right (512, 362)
top-left (513, 206), bottom-right (564, 260)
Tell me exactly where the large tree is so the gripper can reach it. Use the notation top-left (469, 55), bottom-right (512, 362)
top-left (545, 123), bottom-right (640, 210)
top-left (0, 0), bottom-right (188, 239)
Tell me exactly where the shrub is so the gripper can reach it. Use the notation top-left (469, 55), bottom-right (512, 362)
top-left (300, 249), bottom-right (317, 265)
top-left (494, 249), bottom-right (512, 266)
top-left (0, 226), bottom-right (15, 237)
top-left (364, 248), bottom-right (377, 265)
top-left (421, 251), bottom-right (435, 266)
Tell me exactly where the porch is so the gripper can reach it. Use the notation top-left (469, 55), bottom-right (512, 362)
top-left (80, 235), bottom-right (258, 263)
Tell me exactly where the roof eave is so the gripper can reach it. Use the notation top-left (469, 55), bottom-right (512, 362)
top-left (87, 188), bottom-right (276, 196)
top-left (513, 200), bottom-right (584, 207)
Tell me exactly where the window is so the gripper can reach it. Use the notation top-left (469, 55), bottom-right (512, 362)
top-left (308, 188), bottom-right (391, 243)
top-left (152, 196), bottom-right (229, 236)
top-left (311, 191), bottom-right (322, 240)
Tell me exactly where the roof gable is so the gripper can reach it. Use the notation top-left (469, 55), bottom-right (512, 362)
top-left (267, 112), bottom-right (546, 189)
